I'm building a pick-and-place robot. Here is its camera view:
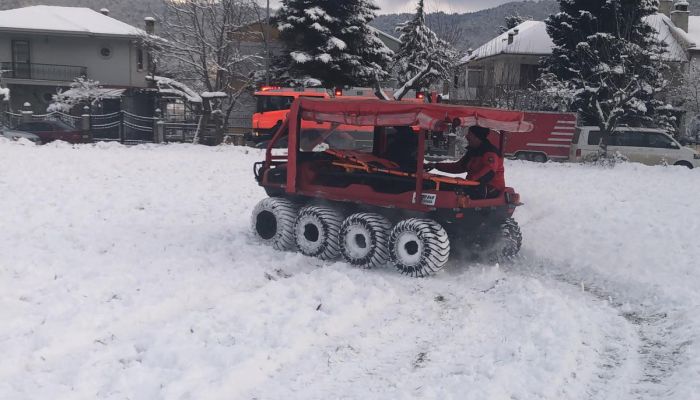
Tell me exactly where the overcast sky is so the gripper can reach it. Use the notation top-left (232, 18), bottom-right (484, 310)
top-left (267, 0), bottom-right (523, 14)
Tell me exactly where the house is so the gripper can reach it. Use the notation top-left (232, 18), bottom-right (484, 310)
top-left (451, 0), bottom-right (697, 107)
top-left (0, 6), bottom-right (153, 113)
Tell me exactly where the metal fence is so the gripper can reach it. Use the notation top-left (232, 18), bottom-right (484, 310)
top-left (0, 62), bottom-right (87, 82)
top-left (91, 111), bottom-right (122, 142)
top-left (3, 110), bottom-right (226, 145)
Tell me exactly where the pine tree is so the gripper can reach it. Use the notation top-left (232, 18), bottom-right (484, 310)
top-left (275, 0), bottom-right (392, 88)
top-left (499, 13), bottom-right (525, 34)
top-left (392, 0), bottom-right (457, 98)
top-left (543, 0), bottom-right (673, 154)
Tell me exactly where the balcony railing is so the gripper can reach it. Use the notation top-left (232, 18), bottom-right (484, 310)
top-left (0, 62), bottom-right (87, 82)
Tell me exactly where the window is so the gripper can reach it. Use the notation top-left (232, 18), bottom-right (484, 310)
top-left (610, 131), bottom-right (646, 147)
top-left (100, 47), bottom-right (112, 58)
top-left (646, 132), bottom-right (676, 149)
top-left (147, 52), bottom-right (155, 72)
top-left (519, 64), bottom-right (539, 89)
top-left (467, 69), bottom-right (484, 88)
top-left (300, 125), bottom-right (374, 153)
top-left (256, 96), bottom-right (295, 113)
top-left (587, 130), bottom-right (602, 145)
top-left (11, 40), bottom-right (31, 79)
top-left (572, 130), bottom-right (581, 145)
top-left (137, 48), bottom-right (144, 70)
top-left (453, 74), bottom-right (459, 88)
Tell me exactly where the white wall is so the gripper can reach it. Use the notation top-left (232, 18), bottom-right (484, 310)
top-left (0, 33), bottom-right (147, 87)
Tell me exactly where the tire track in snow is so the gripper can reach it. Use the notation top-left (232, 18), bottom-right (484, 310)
top-left (513, 253), bottom-right (692, 399)
top-left (242, 262), bottom-right (641, 400)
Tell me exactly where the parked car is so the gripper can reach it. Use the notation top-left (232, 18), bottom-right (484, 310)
top-left (15, 120), bottom-right (90, 144)
top-left (0, 122), bottom-right (41, 143)
top-left (570, 127), bottom-right (700, 168)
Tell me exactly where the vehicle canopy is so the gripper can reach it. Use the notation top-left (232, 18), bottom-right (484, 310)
top-left (293, 97), bottom-right (534, 133)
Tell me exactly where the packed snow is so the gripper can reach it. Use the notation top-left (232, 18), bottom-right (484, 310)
top-left (0, 141), bottom-right (698, 399)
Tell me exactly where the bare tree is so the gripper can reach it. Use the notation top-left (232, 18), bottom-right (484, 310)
top-left (672, 62), bottom-right (700, 143)
top-left (145, 0), bottom-right (264, 141)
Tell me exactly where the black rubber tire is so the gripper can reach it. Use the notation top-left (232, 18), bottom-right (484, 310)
top-left (340, 213), bottom-right (392, 269)
top-left (487, 218), bottom-right (523, 263)
top-left (251, 197), bottom-right (298, 251)
top-left (674, 161), bottom-right (693, 169)
top-left (532, 153), bottom-right (548, 163)
top-left (294, 205), bottom-right (343, 260)
top-left (389, 219), bottom-right (450, 277)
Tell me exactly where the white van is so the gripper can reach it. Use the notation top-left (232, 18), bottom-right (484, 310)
top-left (570, 127), bottom-right (700, 168)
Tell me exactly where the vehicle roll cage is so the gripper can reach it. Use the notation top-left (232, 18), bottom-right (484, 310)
top-left (264, 98), bottom-right (533, 201)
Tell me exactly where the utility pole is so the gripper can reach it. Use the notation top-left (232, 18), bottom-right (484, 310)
top-left (265, 0), bottom-right (271, 85)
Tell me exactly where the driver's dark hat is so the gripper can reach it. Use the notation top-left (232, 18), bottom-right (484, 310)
top-left (469, 125), bottom-right (490, 140)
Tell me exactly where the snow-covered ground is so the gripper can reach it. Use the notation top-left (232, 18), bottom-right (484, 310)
top-left (1, 139), bottom-right (698, 400)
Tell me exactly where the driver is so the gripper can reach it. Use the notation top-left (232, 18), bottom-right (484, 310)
top-left (425, 125), bottom-right (504, 199)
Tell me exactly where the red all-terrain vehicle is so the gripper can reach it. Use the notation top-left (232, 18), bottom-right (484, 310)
top-left (251, 97), bottom-right (532, 277)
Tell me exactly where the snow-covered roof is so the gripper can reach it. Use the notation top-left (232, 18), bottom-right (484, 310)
top-left (0, 6), bottom-right (144, 38)
top-left (460, 21), bottom-right (552, 64)
top-left (462, 14), bottom-right (691, 64)
top-left (147, 76), bottom-right (202, 103)
top-left (369, 26), bottom-right (401, 47)
top-left (686, 16), bottom-right (700, 51)
top-left (646, 13), bottom-right (689, 61)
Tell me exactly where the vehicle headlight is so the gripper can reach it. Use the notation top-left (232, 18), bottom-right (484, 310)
top-left (253, 131), bottom-right (260, 137)
top-left (694, 154), bottom-right (700, 160)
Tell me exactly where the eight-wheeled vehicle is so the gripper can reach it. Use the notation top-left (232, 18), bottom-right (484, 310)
top-left (251, 98), bottom-right (532, 277)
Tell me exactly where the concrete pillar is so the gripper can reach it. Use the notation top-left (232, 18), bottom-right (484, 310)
top-left (21, 102), bottom-right (33, 123)
top-left (81, 106), bottom-right (92, 142)
top-left (154, 108), bottom-right (164, 143)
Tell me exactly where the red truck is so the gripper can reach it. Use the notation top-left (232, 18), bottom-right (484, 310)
top-left (503, 111), bottom-right (577, 162)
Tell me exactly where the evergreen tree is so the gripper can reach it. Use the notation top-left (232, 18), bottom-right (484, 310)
top-left (499, 13), bottom-right (525, 34)
top-left (275, 0), bottom-right (392, 88)
top-left (392, 0), bottom-right (456, 95)
top-left (543, 0), bottom-right (673, 153)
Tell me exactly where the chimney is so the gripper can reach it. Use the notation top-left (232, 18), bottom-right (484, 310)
top-left (100, 8), bottom-right (109, 16)
top-left (672, 0), bottom-right (690, 33)
top-left (144, 17), bottom-right (156, 35)
top-left (659, 0), bottom-right (674, 17)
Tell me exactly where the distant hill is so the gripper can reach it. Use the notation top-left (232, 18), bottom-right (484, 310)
top-left (371, 0), bottom-right (559, 52)
top-left (3, 0), bottom-right (700, 53)
top-left (371, 0), bottom-right (700, 52)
